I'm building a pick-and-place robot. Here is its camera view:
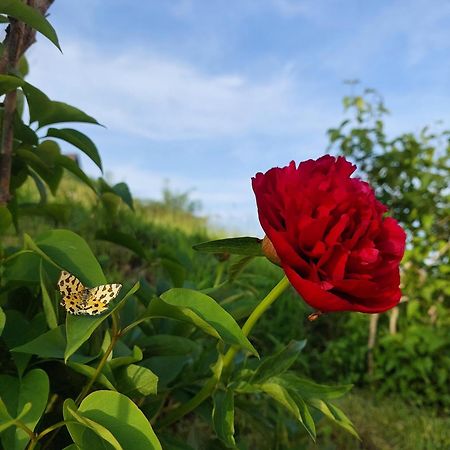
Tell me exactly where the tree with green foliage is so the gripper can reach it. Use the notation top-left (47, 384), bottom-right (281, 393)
top-left (325, 85), bottom-right (450, 410)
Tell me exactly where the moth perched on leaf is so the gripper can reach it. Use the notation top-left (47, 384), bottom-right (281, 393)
top-left (58, 270), bottom-right (122, 315)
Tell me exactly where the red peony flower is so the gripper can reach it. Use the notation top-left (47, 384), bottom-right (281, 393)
top-left (252, 155), bottom-right (406, 313)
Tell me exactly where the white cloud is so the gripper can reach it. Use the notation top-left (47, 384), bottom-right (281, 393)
top-left (320, 0), bottom-right (450, 75)
top-left (26, 40), bottom-right (331, 141)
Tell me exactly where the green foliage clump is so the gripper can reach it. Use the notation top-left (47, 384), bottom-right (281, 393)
top-left (304, 85), bottom-right (450, 411)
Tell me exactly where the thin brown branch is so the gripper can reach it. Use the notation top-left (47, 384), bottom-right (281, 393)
top-left (0, 89), bottom-right (18, 204)
top-left (0, 0), bottom-right (55, 206)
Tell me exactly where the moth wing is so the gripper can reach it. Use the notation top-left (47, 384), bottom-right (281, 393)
top-left (60, 292), bottom-right (85, 315)
top-left (82, 284), bottom-right (122, 315)
top-left (58, 271), bottom-right (84, 297)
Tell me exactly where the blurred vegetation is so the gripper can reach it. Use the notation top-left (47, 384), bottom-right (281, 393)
top-left (322, 85), bottom-right (450, 412)
top-left (5, 142), bottom-right (449, 448)
top-left (6, 168), bottom-right (450, 450)
top-left (10, 161), bottom-right (450, 450)
top-left (304, 391), bottom-right (450, 450)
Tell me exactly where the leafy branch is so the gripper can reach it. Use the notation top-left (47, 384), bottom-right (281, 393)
top-left (0, 0), bottom-right (55, 205)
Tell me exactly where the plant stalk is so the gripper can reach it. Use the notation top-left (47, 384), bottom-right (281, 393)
top-left (75, 311), bottom-right (120, 405)
top-left (158, 275), bottom-right (290, 429)
top-left (222, 276), bottom-right (290, 369)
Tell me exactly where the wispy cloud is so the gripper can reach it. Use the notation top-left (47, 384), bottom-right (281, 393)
top-left (319, 0), bottom-right (450, 76)
top-left (28, 40), bottom-right (332, 141)
top-left (25, 0), bottom-right (449, 234)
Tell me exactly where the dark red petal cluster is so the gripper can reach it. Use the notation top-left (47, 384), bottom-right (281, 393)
top-left (252, 155), bottom-right (406, 313)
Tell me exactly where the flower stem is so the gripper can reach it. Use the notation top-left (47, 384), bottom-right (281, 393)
top-left (158, 275), bottom-right (290, 429)
top-left (26, 421), bottom-right (69, 450)
top-left (15, 421), bottom-right (36, 449)
top-left (75, 311), bottom-right (120, 406)
top-left (213, 262), bottom-right (225, 287)
top-left (222, 276), bottom-right (290, 370)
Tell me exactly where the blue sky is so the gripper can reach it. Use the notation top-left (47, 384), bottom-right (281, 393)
top-left (27, 0), bottom-right (450, 234)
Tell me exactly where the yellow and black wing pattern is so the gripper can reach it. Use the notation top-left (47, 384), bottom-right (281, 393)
top-left (58, 270), bottom-right (122, 315)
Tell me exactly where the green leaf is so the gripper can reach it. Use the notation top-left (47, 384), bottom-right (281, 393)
top-left (56, 153), bottom-right (97, 192)
top-left (15, 147), bottom-right (60, 194)
top-left (63, 399), bottom-right (123, 450)
top-left (0, 369), bottom-right (49, 450)
top-left (1, 311), bottom-right (47, 376)
top-left (228, 256), bottom-right (255, 282)
top-left (0, 307), bottom-right (5, 337)
top-left (28, 169), bottom-right (48, 203)
top-left (13, 113), bottom-right (38, 145)
top-left (22, 82), bottom-right (51, 124)
top-left (0, 0), bottom-right (60, 49)
top-left (108, 345), bottom-right (143, 370)
top-left (115, 364), bottom-right (158, 396)
top-left (212, 390), bottom-right (236, 448)
top-left (0, 205), bottom-right (12, 234)
top-left (67, 391), bottom-right (162, 450)
top-left (141, 355), bottom-right (192, 388)
top-left (12, 325), bottom-right (66, 359)
top-left (137, 334), bottom-right (201, 357)
top-left (150, 289), bottom-right (258, 356)
top-left (160, 258), bottom-right (186, 287)
top-left (40, 262), bottom-right (58, 329)
top-left (275, 373), bottom-right (353, 400)
top-left (46, 128), bottom-right (103, 171)
top-left (18, 55), bottom-right (28, 78)
top-left (112, 182), bottom-right (133, 210)
top-left (289, 391), bottom-right (316, 440)
top-left (97, 179), bottom-right (134, 210)
top-left (136, 336), bottom-right (201, 387)
top-left (251, 340), bottom-right (306, 384)
top-left (38, 101), bottom-right (100, 128)
top-left (159, 436), bottom-right (195, 450)
top-left (0, 399), bottom-right (15, 433)
top-left (0, 401), bottom-right (31, 433)
top-left (96, 230), bottom-right (147, 260)
top-left (307, 398), bottom-right (359, 439)
top-left (0, 74), bottom-right (24, 95)
top-left (22, 83), bottom-right (99, 127)
top-left (32, 229), bottom-right (106, 286)
top-left (67, 362), bottom-right (116, 391)
top-left (259, 381), bottom-right (301, 421)
top-left (193, 237), bottom-right (263, 257)
top-left (100, 192), bottom-right (121, 215)
top-left (29, 140), bottom-right (64, 194)
top-left (65, 282), bottom-right (139, 362)
top-left (12, 325), bottom-right (97, 364)
top-left (2, 250), bottom-right (40, 283)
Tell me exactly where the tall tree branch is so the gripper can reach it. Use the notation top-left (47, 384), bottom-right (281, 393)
top-left (0, 0), bottom-right (55, 205)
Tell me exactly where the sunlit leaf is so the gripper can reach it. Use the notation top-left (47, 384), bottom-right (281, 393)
top-left (212, 389), bottom-right (236, 448)
top-left (46, 128), bottom-right (103, 171)
top-left (150, 289), bottom-right (258, 356)
top-left (193, 237), bottom-right (263, 257)
top-left (0, 0), bottom-right (60, 49)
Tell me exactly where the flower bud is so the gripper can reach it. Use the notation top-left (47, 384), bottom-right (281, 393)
top-left (262, 235), bottom-right (281, 266)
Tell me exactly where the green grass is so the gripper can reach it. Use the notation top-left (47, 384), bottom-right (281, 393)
top-left (304, 390), bottom-right (450, 450)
